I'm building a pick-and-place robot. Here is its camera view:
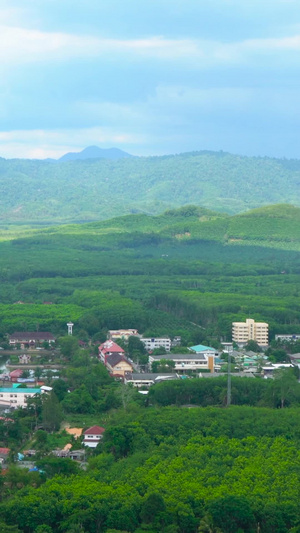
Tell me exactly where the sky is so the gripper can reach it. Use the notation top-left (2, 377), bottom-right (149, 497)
top-left (1, 0), bottom-right (300, 159)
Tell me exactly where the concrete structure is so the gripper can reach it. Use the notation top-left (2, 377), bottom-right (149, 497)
top-left (67, 322), bottom-right (74, 335)
top-left (232, 318), bottom-right (269, 347)
top-left (141, 337), bottom-right (171, 352)
top-left (0, 388), bottom-right (41, 408)
top-left (108, 329), bottom-right (139, 341)
top-left (124, 373), bottom-right (178, 388)
top-left (275, 334), bottom-right (300, 342)
top-left (18, 354), bottom-right (31, 364)
top-left (149, 352), bottom-right (215, 373)
top-left (83, 425), bottom-right (105, 448)
top-left (9, 332), bottom-right (55, 348)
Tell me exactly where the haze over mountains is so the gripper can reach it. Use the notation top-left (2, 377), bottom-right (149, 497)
top-left (1, 149), bottom-right (300, 224)
top-left (56, 145), bottom-right (133, 162)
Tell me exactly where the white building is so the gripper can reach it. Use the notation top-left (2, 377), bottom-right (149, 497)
top-left (275, 334), bottom-right (300, 342)
top-left (149, 352), bottom-right (215, 373)
top-left (141, 337), bottom-right (171, 352)
top-left (83, 425), bottom-right (105, 448)
top-left (124, 373), bottom-right (178, 388)
top-left (0, 388), bottom-right (41, 408)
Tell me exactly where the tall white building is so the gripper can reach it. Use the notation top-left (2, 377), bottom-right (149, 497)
top-left (141, 337), bottom-right (171, 352)
top-left (232, 318), bottom-right (269, 347)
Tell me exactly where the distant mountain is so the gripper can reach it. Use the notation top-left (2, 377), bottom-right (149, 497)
top-left (1, 150), bottom-right (300, 223)
top-left (58, 145), bottom-right (133, 162)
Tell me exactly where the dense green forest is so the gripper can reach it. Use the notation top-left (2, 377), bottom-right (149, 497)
top-left (3, 399), bottom-right (300, 532)
top-left (0, 204), bottom-right (300, 341)
top-left (1, 151), bottom-right (300, 222)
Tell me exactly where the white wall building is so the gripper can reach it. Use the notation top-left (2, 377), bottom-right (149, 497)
top-left (275, 334), bottom-right (300, 342)
top-left (141, 337), bottom-right (171, 352)
top-left (149, 353), bottom-right (215, 373)
top-left (0, 388), bottom-right (41, 408)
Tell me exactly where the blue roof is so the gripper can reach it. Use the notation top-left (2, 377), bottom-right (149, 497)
top-left (189, 344), bottom-right (216, 353)
top-left (0, 388), bottom-right (41, 393)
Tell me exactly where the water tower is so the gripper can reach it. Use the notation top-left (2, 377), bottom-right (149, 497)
top-left (67, 322), bottom-right (74, 336)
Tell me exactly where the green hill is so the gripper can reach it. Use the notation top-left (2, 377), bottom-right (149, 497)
top-left (1, 151), bottom-right (300, 223)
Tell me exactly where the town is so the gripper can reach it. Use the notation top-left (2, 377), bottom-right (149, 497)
top-left (0, 316), bottom-right (299, 472)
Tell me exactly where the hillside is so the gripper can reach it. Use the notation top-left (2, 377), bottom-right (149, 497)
top-left (1, 151), bottom-right (300, 223)
top-left (33, 203), bottom-right (300, 251)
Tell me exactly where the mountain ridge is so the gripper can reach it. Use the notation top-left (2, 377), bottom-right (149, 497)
top-left (1, 150), bottom-right (300, 223)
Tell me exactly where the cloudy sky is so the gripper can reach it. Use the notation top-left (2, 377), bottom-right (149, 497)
top-left (1, 0), bottom-right (300, 159)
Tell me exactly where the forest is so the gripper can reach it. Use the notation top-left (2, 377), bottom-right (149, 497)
top-left (0, 203), bottom-right (300, 531)
top-left (0, 204), bottom-right (300, 342)
top-left (1, 151), bottom-right (300, 223)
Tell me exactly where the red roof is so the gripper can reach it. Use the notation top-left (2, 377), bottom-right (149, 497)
top-left (84, 425), bottom-right (105, 436)
top-left (99, 340), bottom-right (124, 355)
top-left (10, 369), bottom-right (24, 378)
top-left (0, 448), bottom-right (10, 454)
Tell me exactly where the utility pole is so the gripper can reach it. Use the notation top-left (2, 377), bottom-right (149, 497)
top-left (227, 350), bottom-right (231, 406)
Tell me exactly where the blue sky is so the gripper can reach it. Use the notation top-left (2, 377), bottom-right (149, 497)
top-left (1, 0), bottom-right (300, 158)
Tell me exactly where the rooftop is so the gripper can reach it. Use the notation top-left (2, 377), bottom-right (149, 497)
top-left (0, 388), bottom-right (41, 393)
top-left (84, 425), bottom-right (105, 436)
top-left (189, 344), bottom-right (217, 353)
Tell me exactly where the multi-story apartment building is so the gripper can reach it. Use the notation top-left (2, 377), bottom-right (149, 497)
top-left (232, 318), bottom-right (269, 347)
top-left (141, 337), bottom-right (171, 352)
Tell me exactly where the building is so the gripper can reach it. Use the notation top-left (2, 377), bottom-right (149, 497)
top-left (232, 318), bottom-right (269, 347)
top-left (9, 331), bottom-right (56, 349)
top-left (83, 425), bottom-right (105, 448)
top-left (108, 329), bottom-right (139, 341)
top-left (124, 373), bottom-right (178, 388)
top-left (0, 388), bottom-right (41, 408)
top-left (141, 337), bottom-right (171, 352)
top-left (105, 354), bottom-right (133, 377)
top-left (98, 340), bottom-right (125, 363)
top-left (149, 352), bottom-right (215, 373)
top-left (275, 334), bottom-right (300, 343)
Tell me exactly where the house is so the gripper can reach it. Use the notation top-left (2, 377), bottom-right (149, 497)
top-left (9, 331), bottom-right (56, 349)
top-left (83, 425), bottom-right (105, 448)
top-left (0, 447), bottom-right (10, 465)
top-left (124, 372), bottom-right (178, 388)
top-left (98, 340), bottom-right (125, 363)
top-left (108, 329), bottom-right (139, 341)
top-left (232, 318), bottom-right (269, 347)
top-left (0, 388), bottom-right (41, 408)
top-left (141, 337), bottom-right (171, 352)
top-left (149, 351), bottom-right (216, 373)
top-left (105, 354), bottom-right (133, 377)
top-left (9, 369), bottom-right (24, 382)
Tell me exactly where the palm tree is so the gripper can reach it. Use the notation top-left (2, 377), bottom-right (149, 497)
top-left (198, 514), bottom-right (223, 533)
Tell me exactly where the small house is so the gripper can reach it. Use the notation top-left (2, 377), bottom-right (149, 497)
top-left (83, 425), bottom-right (105, 448)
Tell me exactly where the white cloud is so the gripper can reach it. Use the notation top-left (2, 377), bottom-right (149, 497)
top-left (0, 127), bottom-right (145, 159)
top-left (1, 21), bottom-right (300, 68)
